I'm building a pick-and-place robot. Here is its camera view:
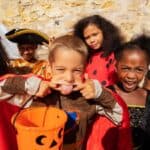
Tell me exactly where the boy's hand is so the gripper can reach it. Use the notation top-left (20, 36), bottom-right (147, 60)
top-left (35, 77), bottom-right (61, 97)
top-left (73, 74), bottom-right (96, 99)
top-left (49, 76), bottom-right (73, 95)
top-left (35, 80), bottom-right (51, 97)
top-left (36, 75), bottom-right (63, 97)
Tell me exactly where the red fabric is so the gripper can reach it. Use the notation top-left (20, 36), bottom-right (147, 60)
top-left (86, 92), bottom-right (132, 150)
top-left (86, 52), bottom-right (118, 87)
top-left (0, 101), bottom-right (20, 150)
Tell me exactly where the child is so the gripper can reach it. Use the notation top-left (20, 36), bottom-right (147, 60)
top-left (5, 28), bottom-right (51, 79)
top-left (74, 14), bottom-right (124, 87)
top-left (0, 35), bottom-right (131, 150)
top-left (108, 35), bottom-right (150, 149)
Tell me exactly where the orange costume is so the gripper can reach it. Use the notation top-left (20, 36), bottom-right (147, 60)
top-left (10, 59), bottom-right (51, 80)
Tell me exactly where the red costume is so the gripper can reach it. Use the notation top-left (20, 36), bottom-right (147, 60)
top-left (0, 101), bottom-right (19, 150)
top-left (86, 92), bottom-right (132, 150)
top-left (86, 52), bottom-right (117, 87)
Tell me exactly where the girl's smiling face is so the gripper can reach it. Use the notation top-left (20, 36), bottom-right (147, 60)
top-left (83, 24), bottom-right (103, 50)
top-left (116, 49), bottom-right (148, 92)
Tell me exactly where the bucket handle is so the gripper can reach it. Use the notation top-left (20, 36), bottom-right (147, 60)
top-left (12, 95), bottom-right (36, 131)
top-left (12, 96), bottom-right (55, 130)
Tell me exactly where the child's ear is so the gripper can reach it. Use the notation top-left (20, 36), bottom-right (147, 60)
top-left (114, 60), bottom-right (117, 72)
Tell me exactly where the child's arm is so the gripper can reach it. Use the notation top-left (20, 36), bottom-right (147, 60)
top-left (1, 75), bottom-right (61, 98)
top-left (92, 80), bottom-right (123, 125)
top-left (1, 76), bottom-right (41, 96)
top-left (95, 87), bottom-right (123, 125)
top-left (0, 76), bottom-right (44, 105)
top-left (0, 79), bottom-right (13, 100)
top-left (0, 75), bottom-right (51, 106)
top-left (73, 77), bottom-right (123, 125)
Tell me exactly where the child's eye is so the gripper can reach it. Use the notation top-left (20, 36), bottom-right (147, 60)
top-left (121, 67), bottom-right (129, 71)
top-left (135, 68), bottom-right (145, 73)
top-left (55, 68), bottom-right (64, 72)
top-left (74, 69), bottom-right (83, 74)
top-left (75, 69), bottom-right (82, 72)
top-left (93, 33), bottom-right (98, 36)
top-left (85, 36), bottom-right (90, 40)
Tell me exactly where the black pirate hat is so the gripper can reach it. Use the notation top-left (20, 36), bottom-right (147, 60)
top-left (5, 28), bottom-right (49, 44)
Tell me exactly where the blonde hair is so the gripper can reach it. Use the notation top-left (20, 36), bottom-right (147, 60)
top-left (48, 35), bottom-right (88, 63)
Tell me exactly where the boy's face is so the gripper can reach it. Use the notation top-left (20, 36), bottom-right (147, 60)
top-left (50, 48), bottom-right (85, 95)
top-left (18, 44), bottom-right (37, 62)
top-left (83, 24), bottom-right (103, 50)
top-left (116, 50), bottom-right (148, 92)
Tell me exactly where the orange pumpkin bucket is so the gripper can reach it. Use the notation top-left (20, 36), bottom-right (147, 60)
top-left (12, 106), bottom-right (67, 150)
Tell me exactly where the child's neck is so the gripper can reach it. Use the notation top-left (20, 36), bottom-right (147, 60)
top-left (114, 83), bottom-right (147, 106)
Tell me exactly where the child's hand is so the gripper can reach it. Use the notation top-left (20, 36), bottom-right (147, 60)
top-left (48, 75), bottom-right (64, 89)
top-left (35, 76), bottom-right (62, 97)
top-left (35, 80), bottom-right (51, 97)
top-left (49, 76), bottom-right (74, 95)
top-left (73, 74), bottom-right (96, 99)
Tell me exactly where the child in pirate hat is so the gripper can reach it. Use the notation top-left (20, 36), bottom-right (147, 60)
top-left (5, 28), bottom-right (51, 78)
top-left (6, 28), bottom-right (49, 62)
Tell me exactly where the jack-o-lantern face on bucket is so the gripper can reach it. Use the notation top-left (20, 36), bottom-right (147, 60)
top-left (35, 128), bottom-right (64, 149)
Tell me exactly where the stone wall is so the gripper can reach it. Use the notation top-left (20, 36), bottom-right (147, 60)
top-left (0, 0), bottom-right (150, 41)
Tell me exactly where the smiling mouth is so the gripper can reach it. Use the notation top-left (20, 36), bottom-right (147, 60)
top-left (123, 81), bottom-right (137, 89)
top-left (90, 44), bottom-right (97, 48)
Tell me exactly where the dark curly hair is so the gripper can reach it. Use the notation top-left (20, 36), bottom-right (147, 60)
top-left (74, 15), bottom-right (124, 57)
top-left (131, 34), bottom-right (150, 53)
top-left (115, 34), bottom-right (150, 64)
